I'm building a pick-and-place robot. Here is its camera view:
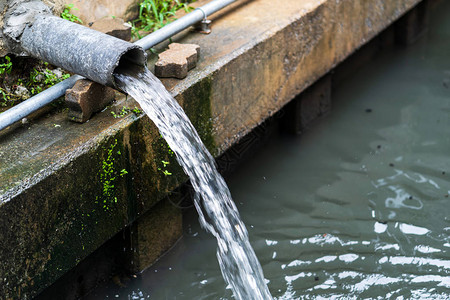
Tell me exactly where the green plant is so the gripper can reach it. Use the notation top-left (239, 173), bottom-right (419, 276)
top-left (156, 135), bottom-right (175, 176)
top-left (111, 106), bottom-right (129, 118)
top-left (61, 4), bottom-right (83, 24)
top-left (0, 56), bottom-right (70, 108)
top-left (158, 160), bottom-right (172, 176)
top-left (111, 106), bottom-right (143, 118)
top-left (28, 66), bottom-right (70, 95)
top-left (131, 0), bottom-right (195, 38)
top-left (0, 56), bottom-right (13, 106)
top-left (120, 169), bottom-right (128, 177)
top-left (0, 56), bottom-right (12, 76)
top-left (132, 107), bottom-right (143, 115)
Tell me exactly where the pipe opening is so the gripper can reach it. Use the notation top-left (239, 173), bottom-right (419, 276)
top-left (18, 14), bottom-right (147, 88)
top-left (115, 47), bottom-right (146, 73)
top-left (113, 47), bottom-right (147, 90)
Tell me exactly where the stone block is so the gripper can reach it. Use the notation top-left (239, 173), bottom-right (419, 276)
top-left (65, 0), bottom-right (140, 24)
top-left (66, 79), bottom-right (115, 123)
top-left (89, 17), bottom-right (132, 42)
top-left (281, 74), bottom-right (332, 135)
top-left (395, 0), bottom-right (430, 45)
top-left (154, 43), bottom-right (200, 79)
top-left (126, 198), bottom-right (182, 273)
top-left (65, 16), bottom-right (132, 123)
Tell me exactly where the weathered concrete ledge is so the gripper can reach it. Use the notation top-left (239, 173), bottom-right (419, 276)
top-left (0, 0), bottom-right (424, 298)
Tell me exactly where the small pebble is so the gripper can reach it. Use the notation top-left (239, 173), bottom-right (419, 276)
top-left (52, 68), bottom-right (64, 79)
top-left (14, 85), bottom-right (30, 99)
top-left (34, 74), bottom-right (44, 82)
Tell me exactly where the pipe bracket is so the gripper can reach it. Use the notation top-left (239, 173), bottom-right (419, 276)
top-left (194, 7), bottom-right (212, 34)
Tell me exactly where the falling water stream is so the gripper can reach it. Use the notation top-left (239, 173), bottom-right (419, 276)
top-left (114, 67), bottom-right (273, 300)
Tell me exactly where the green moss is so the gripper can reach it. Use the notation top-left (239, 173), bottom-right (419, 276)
top-left (152, 133), bottom-right (185, 187)
top-left (96, 137), bottom-right (129, 212)
top-left (111, 106), bottom-right (143, 118)
top-left (126, 120), bottom-right (177, 211)
top-left (155, 135), bottom-right (175, 176)
top-left (0, 132), bottom-right (132, 298)
top-left (99, 139), bottom-right (119, 207)
top-left (126, 117), bottom-right (188, 210)
top-left (181, 75), bottom-right (216, 154)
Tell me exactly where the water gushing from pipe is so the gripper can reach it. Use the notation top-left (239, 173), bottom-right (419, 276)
top-left (115, 66), bottom-right (273, 300)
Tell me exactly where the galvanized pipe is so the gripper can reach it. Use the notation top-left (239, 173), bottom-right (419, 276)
top-left (0, 75), bottom-right (83, 131)
top-left (0, 0), bottom-right (237, 131)
top-left (135, 0), bottom-right (237, 49)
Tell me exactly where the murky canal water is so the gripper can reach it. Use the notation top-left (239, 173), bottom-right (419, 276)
top-left (88, 2), bottom-right (450, 299)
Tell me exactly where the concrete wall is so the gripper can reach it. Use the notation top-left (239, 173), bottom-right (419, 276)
top-left (0, 0), bottom-right (427, 298)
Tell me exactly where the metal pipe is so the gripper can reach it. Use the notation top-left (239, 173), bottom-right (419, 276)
top-left (0, 0), bottom-right (237, 131)
top-left (135, 0), bottom-right (237, 49)
top-left (0, 75), bottom-right (83, 131)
